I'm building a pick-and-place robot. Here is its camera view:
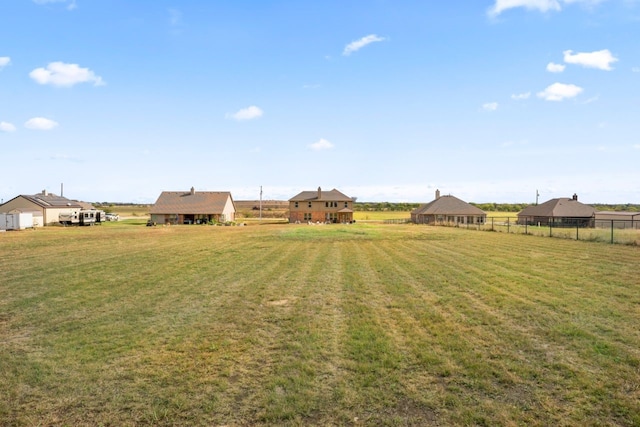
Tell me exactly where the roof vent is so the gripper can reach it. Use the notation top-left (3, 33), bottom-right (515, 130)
top-left (572, 193), bottom-right (578, 201)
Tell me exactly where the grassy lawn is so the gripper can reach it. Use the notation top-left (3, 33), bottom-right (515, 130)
top-left (1, 223), bottom-right (639, 425)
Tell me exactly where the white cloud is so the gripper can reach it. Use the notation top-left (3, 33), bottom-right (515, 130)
top-left (537, 82), bottom-right (584, 101)
top-left (482, 102), bottom-right (499, 111)
top-left (343, 34), bottom-right (386, 56)
top-left (581, 96), bottom-right (599, 104)
top-left (632, 67), bottom-right (640, 73)
top-left (547, 62), bottom-right (566, 72)
top-left (226, 106), bottom-right (263, 121)
top-left (169, 8), bottom-right (182, 26)
top-left (0, 121), bottom-right (17, 132)
top-left (24, 117), bottom-right (59, 130)
top-left (511, 92), bottom-right (531, 100)
top-left (33, 0), bottom-right (77, 10)
top-left (309, 138), bottom-right (334, 151)
top-left (0, 57), bottom-right (10, 69)
top-left (563, 49), bottom-right (618, 70)
top-left (488, 0), bottom-right (561, 17)
top-left (488, 0), bottom-right (607, 16)
top-left (29, 61), bottom-right (105, 87)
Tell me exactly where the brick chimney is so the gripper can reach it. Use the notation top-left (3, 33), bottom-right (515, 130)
top-left (572, 193), bottom-right (578, 201)
top-left (190, 187), bottom-right (195, 195)
top-left (317, 186), bottom-right (321, 199)
top-left (435, 189), bottom-right (441, 199)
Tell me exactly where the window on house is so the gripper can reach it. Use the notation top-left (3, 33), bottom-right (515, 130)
top-left (304, 213), bottom-right (312, 221)
top-left (308, 202), bottom-right (312, 208)
top-left (294, 202), bottom-right (298, 208)
top-left (345, 202), bottom-right (348, 208)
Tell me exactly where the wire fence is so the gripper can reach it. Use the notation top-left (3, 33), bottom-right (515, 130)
top-left (381, 216), bottom-right (640, 245)
top-left (459, 217), bottom-right (639, 245)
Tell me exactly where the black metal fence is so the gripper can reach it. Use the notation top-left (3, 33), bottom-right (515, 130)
top-left (458, 217), bottom-right (639, 245)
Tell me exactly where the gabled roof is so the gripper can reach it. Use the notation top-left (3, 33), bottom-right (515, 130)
top-left (518, 198), bottom-right (595, 218)
top-left (411, 195), bottom-right (486, 216)
top-left (150, 190), bottom-right (235, 214)
top-left (12, 192), bottom-right (83, 209)
top-left (289, 187), bottom-right (353, 202)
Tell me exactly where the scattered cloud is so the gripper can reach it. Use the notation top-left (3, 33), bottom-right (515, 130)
top-left (634, 144), bottom-right (640, 150)
top-left (488, 0), bottom-right (561, 17)
top-left (168, 8), bottom-right (183, 34)
top-left (537, 82), bottom-right (584, 101)
top-left (50, 153), bottom-right (81, 162)
top-left (169, 8), bottom-right (182, 26)
top-left (33, 0), bottom-right (77, 10)
top-left (547, 62), bottom-right (566, 72)
top-left (581, 95), bottom-right (599, 104)
top-left (303, 83), bottom-right (321, 89)
top-left (30, 61), bottom-right (105, 87)
top-left (488, 0), bottom-right (607, 16)
top-left (226, 106), bottom-right (263, 121)
top-left (0, 57), bottom-right (10, 69)
top-left (343, 34), bottom-right (386, 56)
top-left (632, 67), bottom-right (640, 73)
top-left (511, 92), bottom-right (531, 100)
top-left (309, 138), bottom-right (334, 151)
top-left (24, 117), bottom-right (59, 130)
top-left (563, 49), bottom-right (618, 70)
top-left (0, 121), bottom-right (17, 132)
top-left (482, 102), bottom-right (499, 111)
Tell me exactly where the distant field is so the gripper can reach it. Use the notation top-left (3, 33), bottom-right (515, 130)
top-left (2, 223), bottom-right (638, 425)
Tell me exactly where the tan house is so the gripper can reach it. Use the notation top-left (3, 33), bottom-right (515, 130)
top-left (411, 190), bottom-right (486, 225)
top-left (0, 189), bottom-right (84, 226)
top-left (517, 194), bottom-right (595, 227)
top-left (289, 187), bottom-right (354, 223)
top-left (149, 187), bottom-right (236, 225)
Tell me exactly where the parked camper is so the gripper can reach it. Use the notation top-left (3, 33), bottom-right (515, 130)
top-left (0, 212), bottom-right (34, 230)
top-left (59, 209), bottom-right (105, 226)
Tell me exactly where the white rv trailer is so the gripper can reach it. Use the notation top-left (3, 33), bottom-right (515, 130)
top-left (59, 209), bottom-right (105, 226)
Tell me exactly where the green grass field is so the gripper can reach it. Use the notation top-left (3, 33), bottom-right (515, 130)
top-left (1, 223), bottom-right (639, 425)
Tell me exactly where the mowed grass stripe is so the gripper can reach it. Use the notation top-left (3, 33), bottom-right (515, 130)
top-left (1, 223), bottom-right (639, 425)
top-left (388, 228), bottom-right (640, 424)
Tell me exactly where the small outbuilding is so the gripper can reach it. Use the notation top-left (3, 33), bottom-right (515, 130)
top-left (517, 194), bottom-right (595, 227)
top-left (0, 190), bottom-right (83, 226)
top-left (288, 187), bottom-right (354, 223)
top-left (149, 187), bottom-right (236, 225)
top-left (594, 211), bottom-right (640, 229)
top-left (411, 190), bottom-right (486, 225)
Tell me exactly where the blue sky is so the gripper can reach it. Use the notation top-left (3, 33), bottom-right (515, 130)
top-left (1, 0), bottom-right (639, 204)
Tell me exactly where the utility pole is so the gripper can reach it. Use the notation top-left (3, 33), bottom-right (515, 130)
top-left (259, 186), bottom-right (263, 222)
top-left (536, 189), bottom-right (539, 205)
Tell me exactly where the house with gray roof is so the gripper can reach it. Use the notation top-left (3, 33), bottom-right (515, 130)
top-left (517, 194), bottom-right (595, 227)
top-left (149, 187), bottom-right (236, 225)
top-left (289, 187), bottom-right (354, 223)
top-left (411, 190), bottom-right (486, 225)
top-left (0, 189), bottom-right (85, 226)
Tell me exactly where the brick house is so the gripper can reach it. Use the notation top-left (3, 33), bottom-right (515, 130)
top-left (517, 194), bottom-right (595, 227)
top-left (289, 187), bottom-right (354, 223)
